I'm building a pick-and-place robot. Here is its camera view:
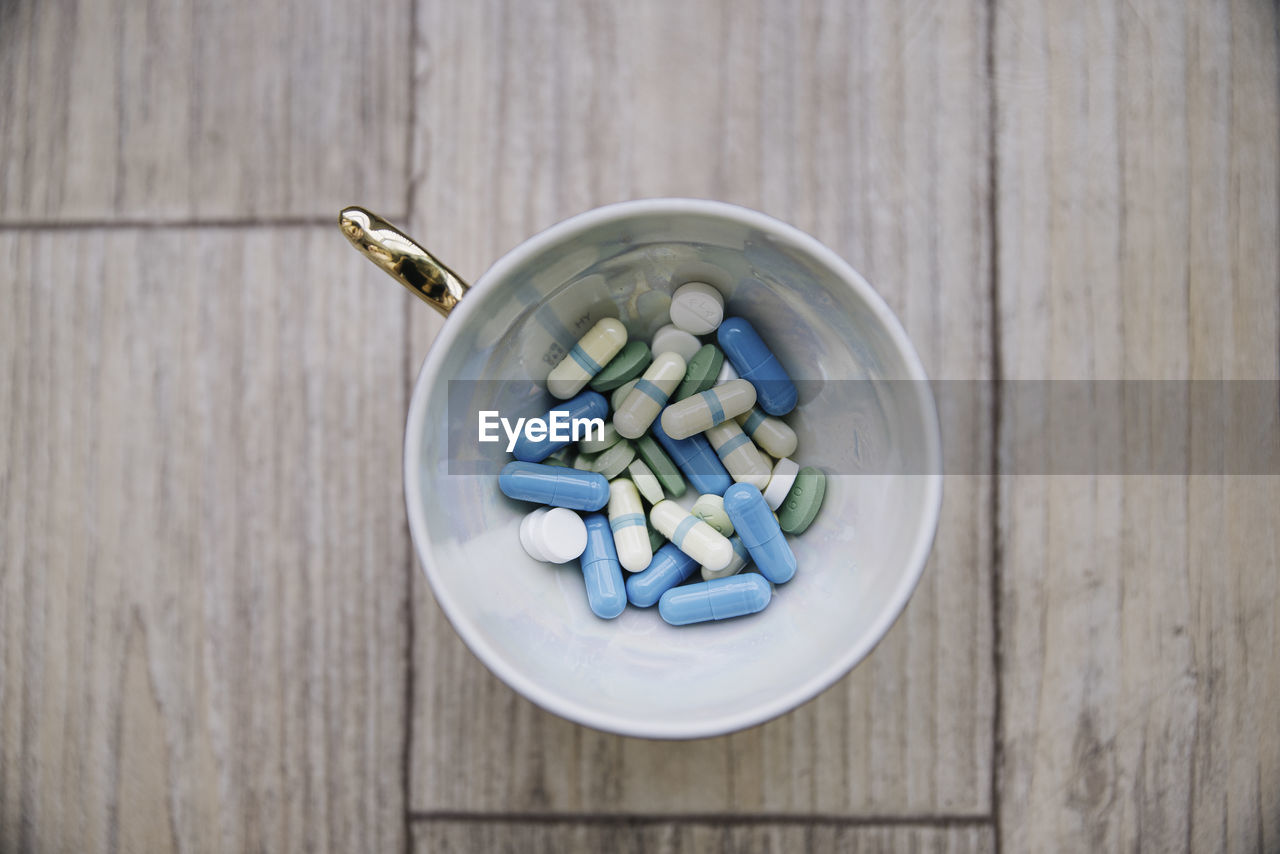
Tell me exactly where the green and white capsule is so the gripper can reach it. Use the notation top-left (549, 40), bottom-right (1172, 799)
top-left (704, 419), bottom-right (772, 489)
top-left (547, 317), bottom-right (628, 399)
top-left (650, 499), bottom-right (733, 572)
top-left (659, 379), bottom-right (757, 440)
top-left (608, 478), bottom-right (653, 572)
top-left (613, 352), bottom-right (687, 439)
top-left (736, 406), bottom-right (798, 459)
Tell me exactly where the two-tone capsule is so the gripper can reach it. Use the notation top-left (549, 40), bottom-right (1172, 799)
top-left (736, 406), bottom-right (798, 458)
top-left (717, 317), bottom-right (797, 415)
top-left (649, 418), bottom-right (732, 497)
top-left (658, 574), bottom-right (772, 625)
top-left (704, 419), bottom-right (771, 489)
top-left (608, 479), bottom-right (653, 572)
top-left (579, 513), bottom-right (628, 619)
top-left (613, 352), bottom-right (687, 439)
top-left (498, 461), bottom-right (610, 511)
top-left (547, 317), bottom-right (628, 399)
top-left (659, 379), bottom-right (757, 440)
top-left (511, 390), bottom-right (609, 462)
top-left (625, 542), bottom-right (700, 607)
top-left (701, 533), bottom-right (751, 581)
top-left (723, 483), bottom-right (796, 584)
top-left (649, 499), bottom-right (733, 572)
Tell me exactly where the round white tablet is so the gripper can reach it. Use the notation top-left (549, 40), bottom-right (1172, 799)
top-left (519, 508), bottom-right (552, 562)
top-left (651, 324), bottom-right (702, 363)
top-left (669, 282), bottom-right (725, 335)
top-left (763, 457), bottom-right (800, 511)
top-left (535, 507), bottom-right (589, 563)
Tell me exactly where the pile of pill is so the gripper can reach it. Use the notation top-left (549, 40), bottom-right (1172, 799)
top-left (498, 281), bottom-right (827, 626)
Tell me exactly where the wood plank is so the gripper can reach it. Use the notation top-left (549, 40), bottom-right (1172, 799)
top-left (412, 820), bottom-right (995, 854)
top-left (407, 0), bottom-right (994, 815)
top-left (0, 0), bottom-right (409, 222)
top-left (994, 0), bottom-right (1280, 850)
top-left (0, 228), bottom-right (410, 852)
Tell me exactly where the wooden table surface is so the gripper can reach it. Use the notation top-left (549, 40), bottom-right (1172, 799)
top-left (2, 1), bottom-right (1276, 851)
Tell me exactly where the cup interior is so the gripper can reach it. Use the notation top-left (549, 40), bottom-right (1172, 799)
top-left (406, 200), bottom-right (941, 739)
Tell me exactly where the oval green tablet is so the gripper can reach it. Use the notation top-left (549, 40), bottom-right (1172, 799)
top-left (577, 421), bottom-right (621, 454)
top-left (673, 344), bottom-right (725, 401)
top-left (572, 451), bottom-right (597, 471)
top-left (777, 466), bottom-right (826, 535)
top-left (634, 433), bottom-right (687, 499)
top-left (543, 448), bottom-right (573, 468)
top-left (590, 340), bottom-right (652, 391)
top-left (611, 378), bottom-right (639, 412)
top-left (590, 439), bottom-right (635, 480)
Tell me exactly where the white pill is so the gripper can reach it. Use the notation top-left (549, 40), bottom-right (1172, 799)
top-left (701, 534), bottom-right (751, 581)
top-left (608, 479), bottom-right (653, 572)
top-left (546, 317), bottom-right (628, 399)
top-left (763, 457), bottom-right (800, 510)
top-left (690, 493), bottom-right (734, 536)
top-left (715, 359), bottom-right (738, 384)
top-left (650, 499), bottom-right (733, 572)
top-left (627, 459), bottom-right (665, 504)
top-left (659, 379), bottom-right (757, 440)
top-left (611, 378), bottom-right (638, 412)
top-left (704, 419), bottom-right (772, 489)
top-left (651, 324), bottom-right (702, 363)
top-left (737, 407), bottom-right (798, 459)
top-left (519, 507), bottom-right (588, 564)
top-left (668, 282), bottom-right (725, 335)
top-left (614, 352), bottom-right (686, 439)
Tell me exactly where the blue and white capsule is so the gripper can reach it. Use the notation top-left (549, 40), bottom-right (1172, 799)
top-left (716, 317), bottom-right (798, 416)
top-left (723, 483), bottom-right (797, 584)
top-left (658, 574), bottom-right (772, 625)
top-left (579, 513), bottom-right (628, 619)
top-left (701, 533), bottom-right (751, 581)
top-left (625, 542), bottom-right (700, 607)
top-left (547, 317), bottom-right (628, 399)
top-left (607, 479), bottom-right (652, 572)
top-left (649, 418), bottom-right (733, 497)
top-left (614, 352), bottom-right (686, 439)
top-left (511, 390), bottom-right (609, 462)
top-left (659, 379), bottom-right (757, 440)
top-left (498, 461), bottom-right (610, 511)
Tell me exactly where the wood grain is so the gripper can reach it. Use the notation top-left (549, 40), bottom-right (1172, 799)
top-left (0, 0), bottom-right (409, 222)
top-left (994, 0), bottom-right (1280, 850)
top-left (0, 229), bottom-right (410, 852)
top-left (412, 820), bottom-right (995, 854)
top-left (407, 0), bottom-right (995, 816)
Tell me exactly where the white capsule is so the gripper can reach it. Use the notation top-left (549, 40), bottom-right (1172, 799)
top-left (690, 494), bottom-right (734, 536)
top-left (519, 507), bottom-right (588, 564)
top-left (715, 359), bottom-right (739, 385)
top-left (704, 420), bottom-right (772, 489)
top-left (547, 317), bottom-right (628, 399)
top-left (669, 282), bottom-right (725, 335)
top-left (701, 534), bottom-right (751, 581)
top-left (650, 499), bottom-right (733, 572)
top-left (763, 457), bottom-right (801, 510)
top-left (659, 379), bottom-right (757, 440)
top-left (611, 378), bottom-right (638, 412)
top-left (651, 324), bottom-right (702, 363)
top-left (627, 459), bottom-right (665, 504)
top-left (608, 479), bottom-right (653, 573)
top-left (736, 407), bottom-right (798, 459)
top-left (613, 352), bottom-right (686, 439)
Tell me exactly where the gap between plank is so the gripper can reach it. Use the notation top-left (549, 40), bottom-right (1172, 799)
top-left (406, 812), bottom-right (995, 828)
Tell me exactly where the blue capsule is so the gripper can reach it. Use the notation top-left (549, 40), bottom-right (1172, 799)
top-left (723, 483), bottom-right (796, 583)
top-left (580, 513), bottom-right (628, 619)
top-left (649, 418), bottom-right (733, 497)
top-left (658, 574), bottom-right (772, 625)
top-left (716, 317), bottom-right (798, 416)
top-left (511, 390), bottom-right (609, 462)
top-left (498, 461), bottom-right (610, 511)
top-left (625, 543), bottom-right (700, 608)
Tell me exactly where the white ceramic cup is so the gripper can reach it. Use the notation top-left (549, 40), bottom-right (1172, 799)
top-left (387, 198), bottom-right (941, 739)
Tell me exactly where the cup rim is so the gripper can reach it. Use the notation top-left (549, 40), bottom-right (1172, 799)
top-left (404, 198), bottom-right (943, 739)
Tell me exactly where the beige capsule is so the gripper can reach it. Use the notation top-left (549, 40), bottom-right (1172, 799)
top-left (704, 420), bottom-right (772, 489)
top-left (659, 379), bottom-right (757, 440)
top-left (613, 352), bottom-right (686, 439)
top-left (649, 499), bottom-right (733, 572)
top-left (608, 479), bottom-right (653, 573)
top-left (735, 406), bottom-right (798, 459)
top-left (546, 317), bottom-right (628, 399)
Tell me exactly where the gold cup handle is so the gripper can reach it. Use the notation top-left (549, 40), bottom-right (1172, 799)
top-left (339, 206), bottom-right (470, 317)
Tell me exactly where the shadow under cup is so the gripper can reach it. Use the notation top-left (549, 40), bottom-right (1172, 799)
top-left (406, 200), bottom-right (941, 739)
